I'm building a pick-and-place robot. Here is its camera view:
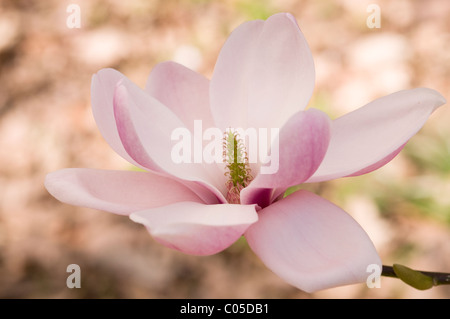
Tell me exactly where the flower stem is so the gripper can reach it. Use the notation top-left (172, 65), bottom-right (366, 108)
top-left (382, 265), bottom-right (450, 286)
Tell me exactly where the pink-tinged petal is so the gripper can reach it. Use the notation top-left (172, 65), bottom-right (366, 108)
top-left (145, 62), bottom-right (225, 188)
top-left (91, 69), bottom-right (146, 169)
top-left (241, 109), bottom-right (330, 207)
top-left (247, 13), bottom-right (315, 130)
top-left (241, 188), bottom-right (273, 209)
top-left (245, 190), bottom-right (381, 293)
top-left (176, 180), bottom-right (225, 205)
top-left (130, 202), bottom-right (258, 256)
top-left (347, 142), bottom-right (406, 177)
top-left (307, 88), bottom-right (446, 183)
top-left (113, 81), bottom-right (227, 202)
top-left (210, 19), bottom-right (264, 130)
top-left (145, 61), bottom-right (215, 132)
top-left (211, 13), bottom-right (315, 131)
top-left (44, 168), bottom-right (206, 216)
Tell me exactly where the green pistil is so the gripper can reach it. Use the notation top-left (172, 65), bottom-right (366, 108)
top-left (223, 130), bottom-right (252, 203)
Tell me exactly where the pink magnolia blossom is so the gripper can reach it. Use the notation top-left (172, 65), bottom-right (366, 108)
top-left (45, 13), bottom-right (446, 292)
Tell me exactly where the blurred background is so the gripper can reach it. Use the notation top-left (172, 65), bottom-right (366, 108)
top-left (0, 0), bottom-right (449, 298)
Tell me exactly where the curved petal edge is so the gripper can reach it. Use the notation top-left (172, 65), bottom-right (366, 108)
top-left (130, 202), bottom-right (258, 256)
top-left (245, 190), bottom-right (381, 292)
top-left (308, 88), bottom-right (446, 183)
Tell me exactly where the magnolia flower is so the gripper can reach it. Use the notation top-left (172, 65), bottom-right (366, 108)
top-left (45, 13), bottom-right (446, 293)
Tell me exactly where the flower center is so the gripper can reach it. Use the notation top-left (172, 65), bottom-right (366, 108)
top-left (223, 129), bottom-right (253, 204)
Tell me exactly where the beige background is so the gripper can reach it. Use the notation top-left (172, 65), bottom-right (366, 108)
top-left (0, 0), bottom-right (449, 298)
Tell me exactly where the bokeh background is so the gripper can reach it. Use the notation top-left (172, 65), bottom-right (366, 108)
top-left (0, 0), bottom-right (449, 298)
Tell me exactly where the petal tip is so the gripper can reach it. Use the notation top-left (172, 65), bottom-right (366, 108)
top-left (268, 12), bottom-right (301, 30)
top-left (129, 212), bottom-right (146, 225)
top-left (416, 87), bottom-right (446, 108)
top-left (433, 90), bottom-right (446, 106)
top-left (284, 12), bottom-right (298, 25)
top-left (44, 169), bottom-right (74, 202)
top-left (44, 171), bottom-right (56, 193)
top-left (44, 170), bottom-right (64, 190)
